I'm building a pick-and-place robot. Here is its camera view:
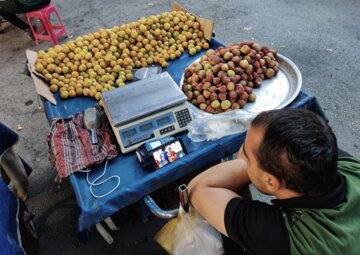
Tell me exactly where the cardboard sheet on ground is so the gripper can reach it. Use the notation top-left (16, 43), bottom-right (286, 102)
top-left (25, 49), bottom-right (56, 105)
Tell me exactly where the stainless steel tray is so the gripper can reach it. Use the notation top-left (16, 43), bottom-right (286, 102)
top-left (180, 53), bottom-right (302, 115)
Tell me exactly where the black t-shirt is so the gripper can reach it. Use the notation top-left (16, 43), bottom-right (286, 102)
top-left (224, 174), bottom-right (346, 255)
top-left (224, 198), bottom-right (290, 255)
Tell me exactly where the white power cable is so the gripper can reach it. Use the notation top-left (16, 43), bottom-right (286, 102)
top-left (79, 160), bottom-right (120, 198)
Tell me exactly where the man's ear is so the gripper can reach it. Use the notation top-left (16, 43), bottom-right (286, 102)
top-left (264, 173), bottom-right (281, 193)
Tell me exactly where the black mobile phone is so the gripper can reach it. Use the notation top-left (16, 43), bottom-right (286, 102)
top-left (151, 138), bottom-right (187, 169)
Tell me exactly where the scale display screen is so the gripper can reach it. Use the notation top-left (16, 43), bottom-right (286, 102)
top-left (115, 102), bottom-right (193, 153)
top-left (156, 116), bottom-right (170, 126)
top-left (123, 129), bottom-right (136, 137)
top-left (139, 123), bottom-right (153, 131)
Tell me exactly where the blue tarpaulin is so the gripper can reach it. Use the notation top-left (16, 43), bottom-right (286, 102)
top-left (0, 123), bottom-right (33, 254)
top-left (41, 38), bottom-right (326, 232)
top-left (0, 179), bottom-right (25, 255)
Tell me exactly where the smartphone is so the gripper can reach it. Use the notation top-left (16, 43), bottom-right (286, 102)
top-left (151, 139), bottom-right (187, 169)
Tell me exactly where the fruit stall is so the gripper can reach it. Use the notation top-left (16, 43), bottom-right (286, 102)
top-left (25, 2), bottom-right (326, 237)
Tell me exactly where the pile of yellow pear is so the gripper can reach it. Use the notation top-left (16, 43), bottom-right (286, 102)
top-left (35, 11), bottom-right (210, 102)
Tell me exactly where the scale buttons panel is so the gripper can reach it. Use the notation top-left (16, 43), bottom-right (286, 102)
top-left (175, 108), bottom-right (192, 128)
top-left (160, 125), bottom-right (175, 135)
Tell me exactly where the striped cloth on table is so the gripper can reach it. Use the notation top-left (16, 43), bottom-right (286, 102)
top-left (47, 111), bottom-right (118, 181)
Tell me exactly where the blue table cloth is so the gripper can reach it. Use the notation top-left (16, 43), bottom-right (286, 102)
top-left (42, 38), bottom-right (326, 232)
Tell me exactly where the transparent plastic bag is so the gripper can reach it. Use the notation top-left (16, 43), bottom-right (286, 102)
top-left (172, 205), bottom-right (224, 255)
top-left (186, 102), bottom-right (257, 142)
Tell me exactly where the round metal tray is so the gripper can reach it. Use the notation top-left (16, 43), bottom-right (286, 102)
top-left (180, 53), bottom-right (302, 115)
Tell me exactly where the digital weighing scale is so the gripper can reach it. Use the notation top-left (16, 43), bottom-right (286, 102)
top-left (102, 72), bottom-right (193, 153)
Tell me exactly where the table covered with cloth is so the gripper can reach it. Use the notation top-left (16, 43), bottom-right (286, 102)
top-left (41, 38), bottom-right (326, 232)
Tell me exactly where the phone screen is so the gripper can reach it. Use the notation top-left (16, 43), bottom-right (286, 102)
top-left (152, 140), bottom-right (186, 169)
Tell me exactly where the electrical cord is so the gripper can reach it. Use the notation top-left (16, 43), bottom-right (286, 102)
top-left (79, 160), bottom-right (120, 199)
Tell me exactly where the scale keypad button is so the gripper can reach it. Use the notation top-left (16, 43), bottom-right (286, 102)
top-left (160, 125), bottom-right (175, 135)
top-left (175, 109), bottom-right (192, 128)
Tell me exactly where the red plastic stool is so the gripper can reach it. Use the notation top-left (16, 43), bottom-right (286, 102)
top-left (26, 4), bottom-right (69, 45)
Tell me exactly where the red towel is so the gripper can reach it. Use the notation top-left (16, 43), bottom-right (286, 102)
top-left (47, 112), bottom-right (118, 181)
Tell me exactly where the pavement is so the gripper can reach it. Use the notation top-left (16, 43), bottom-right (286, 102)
top-left (1, 0), bottom-right (360, 254)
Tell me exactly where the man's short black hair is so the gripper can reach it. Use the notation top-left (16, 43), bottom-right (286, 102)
top-left (251, 108), bottom-right (338, 196)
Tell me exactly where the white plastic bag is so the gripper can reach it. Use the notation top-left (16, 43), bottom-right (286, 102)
top-left (186, 102), bottom-right (256, 142)
top-left (172, 205), bottom-right (224, 255)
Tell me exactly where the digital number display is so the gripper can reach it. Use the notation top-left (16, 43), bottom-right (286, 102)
top-left (140, 123), bottom-right (153, 131)
top-left (157, 116), bottom-right (170, 126)
top-left (123, 129), bottom-right (136, 137)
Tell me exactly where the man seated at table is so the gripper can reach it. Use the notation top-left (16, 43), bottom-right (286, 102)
top-left (189, 108), bottom-right (360, 255)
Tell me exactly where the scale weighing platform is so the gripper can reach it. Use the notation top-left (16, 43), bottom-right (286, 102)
top-left (102, 72), bottom-right (193, 153)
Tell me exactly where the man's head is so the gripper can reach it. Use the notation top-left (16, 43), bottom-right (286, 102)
top-left (241, 108), bottom-right (338, 197)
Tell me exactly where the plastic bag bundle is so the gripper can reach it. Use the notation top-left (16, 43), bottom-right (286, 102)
top-left (172, 205), bottom-right (224, 255)
top-left (186, 103), bottom-right (257, 142)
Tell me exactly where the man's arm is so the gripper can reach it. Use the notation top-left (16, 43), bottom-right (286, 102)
top-left (188, 157), bottom-right (251, 236)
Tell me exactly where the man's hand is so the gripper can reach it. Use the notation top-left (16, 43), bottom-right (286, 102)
top-left (188, 158), bottom-right (251, 236)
